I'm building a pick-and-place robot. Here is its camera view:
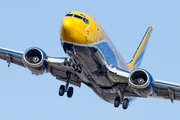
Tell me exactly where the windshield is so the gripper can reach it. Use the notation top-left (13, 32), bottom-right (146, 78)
top-left (65, 14), bottom-right (89, 24)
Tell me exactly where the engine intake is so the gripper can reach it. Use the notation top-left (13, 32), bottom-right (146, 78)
top-left (128, 69), bottom-right (154, 97)
top-left (129, 70), bottom-right (149, 89)
top-left (22, 47), bottom-right (47, 75)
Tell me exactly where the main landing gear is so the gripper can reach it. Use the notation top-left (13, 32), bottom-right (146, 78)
top-left (58, 71), bottom-right (74, 98)
top-left (114, 97), bottom-right (129, 110)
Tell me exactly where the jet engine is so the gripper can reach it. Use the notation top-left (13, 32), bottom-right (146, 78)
top-left (22, 47), bottom-right (47, 75)
top-left (128, 69), bottom-right (154, 97)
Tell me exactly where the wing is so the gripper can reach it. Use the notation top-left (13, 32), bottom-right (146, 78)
top-left (152, 79), bottom-right (180, 102)
top-left (0, 47), bottom-right (24, 67)
top-left (0, 47), bottom-right (81, 87)
top-left (107, 66), bottom-right (180, 102)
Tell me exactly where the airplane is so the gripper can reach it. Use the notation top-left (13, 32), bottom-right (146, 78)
top-left (0, 11), bottom-right (180, 110)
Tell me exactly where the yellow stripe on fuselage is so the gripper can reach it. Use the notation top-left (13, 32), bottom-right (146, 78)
top-left (60, 11), bottom-right (104, 44)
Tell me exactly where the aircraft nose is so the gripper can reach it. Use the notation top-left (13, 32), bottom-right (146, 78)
top-left (60, 17), bottom-right (77, 42)
top-left (62, 18), bottom-right (72, 29)
top-left (60, 16), bottom-right (94, 44)
top-left (61, 17), bottom-right (87, 44)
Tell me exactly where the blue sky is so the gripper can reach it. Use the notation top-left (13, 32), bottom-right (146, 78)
top-left (0, 0), bottom-right (180, 120)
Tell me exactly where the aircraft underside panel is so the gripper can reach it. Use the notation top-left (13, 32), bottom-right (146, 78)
top-left (63, 42), bottom-right (134, 103)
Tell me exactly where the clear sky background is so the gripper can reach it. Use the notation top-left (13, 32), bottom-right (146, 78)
top-left (0, 0), bottom-right (180, 120)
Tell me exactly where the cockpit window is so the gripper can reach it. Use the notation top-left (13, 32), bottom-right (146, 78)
top-left (74, 14), bottom-right (83, 19)
top-left (83, 18), bottom-right (89, 24)
top-left (65, 14), bottom-right (90, 24)
top-left (65, 14), bottom-right (73, 17)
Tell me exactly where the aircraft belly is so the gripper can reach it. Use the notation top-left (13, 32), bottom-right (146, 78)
top-left (73, 45), bottom-right (114, 87)
top-left (74, 45), bottom-right (121, 103)
top-left (63, 42), bottom-right (123, 103)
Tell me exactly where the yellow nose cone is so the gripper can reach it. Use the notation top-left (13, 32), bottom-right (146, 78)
top-left (60, 17), bottom-right (82, 43)
top-left (61, 16), bottom-right (96, 44)
top-left (62, 18), bottom-right (71, 29)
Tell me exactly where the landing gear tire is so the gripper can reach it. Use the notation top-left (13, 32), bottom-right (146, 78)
top-left (67, 87), bottom-right (74, 98)
top-left (114, 97), bottom-right (120, 108)
top-left (122, 98), bottom-right (129, 109)
top-left (59, 71), bottom-right (74, 98)
top-left (59, 85), bottom-right (65, 96)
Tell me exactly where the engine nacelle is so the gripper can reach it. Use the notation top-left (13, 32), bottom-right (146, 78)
top-left (128, 68), bottom-right (154, 97)
top-left (22, 47), bottom-right (47, 75)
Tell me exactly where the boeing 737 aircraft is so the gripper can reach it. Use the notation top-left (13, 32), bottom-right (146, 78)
top-left (1, 11), bottom-right (180, 109)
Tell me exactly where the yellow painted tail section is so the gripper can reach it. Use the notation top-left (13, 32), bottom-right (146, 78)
top-left (127, 26), bottom-right (153, 70)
